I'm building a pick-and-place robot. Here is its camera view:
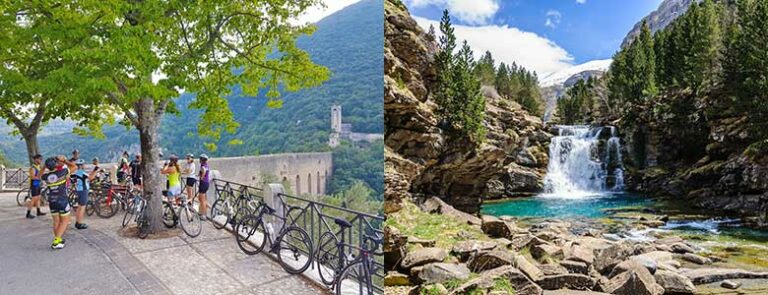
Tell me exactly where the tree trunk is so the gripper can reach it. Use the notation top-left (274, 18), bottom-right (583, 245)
top-left (21, 131), bottom-right (40, 166)
top-left (135, 98), bottom-right (165, 233)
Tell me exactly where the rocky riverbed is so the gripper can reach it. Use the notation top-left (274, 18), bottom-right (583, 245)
top-left (385, 197), bottom-right (768, 294)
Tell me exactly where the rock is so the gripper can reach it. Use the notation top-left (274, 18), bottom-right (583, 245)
top-left (680, 268), bottom-right (768, 284)
top-left (681, 253), bottom-right (711, 265)
top-left (564, 245), bottom-right (596, 266)
top-left (481, 215), bottom-right (517, 238)
top-left (385, 225), bottom-right (408, 270)
top-left (401, 247), bottom-right (447, 269)
top-left (629, 255), bottom-right (658, 275)
top-left (467, 250), bottom-right (515, 272)
top-left (385, 271), bottom-right (411, 286)
top-left (633, 251), bottom-right (675, 266)
top-left (418, 284), bottom-right (449, 295)
top-left (720, 280), bottom-right (742, 289)
top-left (539, 264), bottom-right (569, 276)
top-left (514, 254), bottom-right (544, 282)
top-left (537, 274), bottom-right (596, 290)
top-left (560, 260), bottom-right (589, 275)
top-left (654, 270), bottom-right (696, 294)
top-left (655, 244), bottom-right (673, 252)
top-left (604, 265), bottom-right (664, 295)
top-left (655, 237), bottom-right (683, 245)
top-left (564, 237), bottom-right (629, 272)
top-left (408, 236), bottom-right (436, 247)
top-left (451, 240), bottom-right (497, 261)
top-left (543, 291), bottom-right (610, 295)
top-left (493, 238), bottom-right (513, 248)
top-left (532, 244), bottom-right (564, 261)
top-left (670, 243), bottom-right (695, 254)
top-left (417, 263), bottom-right (470, 284)
top-left (511, 234), bottom-right (548, 250)
top-left (451, 266), bottom-right (543, 295)
top-left (420, 197), bottom-right (482, 225)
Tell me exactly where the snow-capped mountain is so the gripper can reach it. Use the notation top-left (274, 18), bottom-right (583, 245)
top-left (539, 59), bottom-right (612, 87)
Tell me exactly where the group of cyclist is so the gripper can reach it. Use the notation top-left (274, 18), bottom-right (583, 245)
top-left (25, 149), bottom-right (213, 250)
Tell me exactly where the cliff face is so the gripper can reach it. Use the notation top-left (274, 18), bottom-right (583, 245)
top-left (621, 0), bottom-right (694, 48)
top-left (384, 0), bottom-right (551, 214)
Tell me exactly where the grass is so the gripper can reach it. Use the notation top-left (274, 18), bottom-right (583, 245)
top-left (492, 278), bottom-right (516, 294)
top-left (385, 200), bottom-right (488, 250)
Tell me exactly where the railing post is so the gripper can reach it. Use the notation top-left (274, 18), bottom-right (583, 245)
top-left (0, 165), bottom-right (5, 191)
top-left (263, 183), bottom-right (285, 242)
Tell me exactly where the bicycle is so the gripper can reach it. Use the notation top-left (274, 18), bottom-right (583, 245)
top-left (210, 188), bottom-right (258, 230)
top-left (94, 183), bottom-right (132, 218)
top-left (122, 191), bottom-right (150, 239)
top-left (233, 199), bottom-right (313, 274)
top-left (162, 192), bottom-right (202, 238)
top-left (335, 234), bottom-right (384, 295)
top-left (316, 218), bottom-right (356, 286)
top-left (18, 186), bottom-right (49, 207)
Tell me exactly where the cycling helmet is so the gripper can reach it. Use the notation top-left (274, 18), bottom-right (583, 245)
top-left (72, 149), bottom-right (79, 154)
top-left (44, 157), bottom-right (58, 170)
top-left (186, 153), bottom-right (194, 158)
top-left (169, 154), bottom-right (179, 161)
top-left (75, 159), bottom-right (86, 165)
top-left (199, 154), bottom-right (209, 160)
top-left (92, 157), bottom-right (99, 162)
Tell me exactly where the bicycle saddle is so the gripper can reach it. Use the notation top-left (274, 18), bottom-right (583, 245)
top-left (334, 218), bottom-right (353, 228)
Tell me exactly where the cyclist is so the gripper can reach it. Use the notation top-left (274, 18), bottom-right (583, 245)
top-left (161, 155), bottom-right (182, 204)
top-left (72, 159), bottom-right (96, 230)
top-left (182, 154), bottom-right (196, 199)
top-left (196, 154), bottom-right (210, 220)
top-left (70, 149), bottom-right (80, 162)
top-left (117, 151), bottom-right (130, 183)
top-left (130, 154), bottom-right (142, 190)
top-left (44, 155), bottom-right (76, 249)
top-left (26, 154), bottom-right (47, 219)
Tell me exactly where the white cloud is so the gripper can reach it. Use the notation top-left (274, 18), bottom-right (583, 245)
top-left (576, 0), bottom-right (587, 4)
top-left (545, 10), bottom-right (561, 29)
top-left (294, 0), bottom-right (360, 24)
top-left (414, 16), bottom-right (573, 76)
top-left (407, 0), bottom-right (500, 25)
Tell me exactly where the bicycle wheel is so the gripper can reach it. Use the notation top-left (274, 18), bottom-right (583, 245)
top-left (162, 201), bottom-right (177, 228)
top-left (336, 261), bottom-right (374, 295)
top-left (317, 232), bottom-right (343, 286)
top-left (95, 194), bottom-right (119, 218)
top-left (122, 203), bottom-right (135, 228)
top-left (209, 199), bottom-right (228, 230)
top-left (276, 226), bottom-right (313, 274)
top-left (234, 214), bottom-right (267, 255)
top-left (137, 210), bottom-right (149, 239)
top-left (16, 188), bottom-right (29, 206)
top-left (86, 192), bottom-right (96, 216)
top-left (178, 205), bottom-right (201, 238)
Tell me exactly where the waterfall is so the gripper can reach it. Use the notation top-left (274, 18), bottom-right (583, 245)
top-left (543, 125), bottom-right (624, 197)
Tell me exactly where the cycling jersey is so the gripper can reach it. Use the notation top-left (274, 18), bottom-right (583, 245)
top-left (44, 167), bottom-right (71, 215)
top-left (73, 169), bottom-right (90, 191)
top-left (30, 164), bottom-right (41, 187)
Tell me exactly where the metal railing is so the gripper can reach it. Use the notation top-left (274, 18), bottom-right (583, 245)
top-left (212, 178), bottom-right (384, 293)
top-left (2, 167), bottom-right (29, 190)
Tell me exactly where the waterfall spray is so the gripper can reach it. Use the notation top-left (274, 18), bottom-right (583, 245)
top-left (542, 125), bottom-right (624, 197)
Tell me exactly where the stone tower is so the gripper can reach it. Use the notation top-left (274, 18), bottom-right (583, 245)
top-left (329, 105), bottom-right (342, 147)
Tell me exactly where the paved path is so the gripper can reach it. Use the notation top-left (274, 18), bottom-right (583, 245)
top-left (0, 192), bottom-right (327, 295)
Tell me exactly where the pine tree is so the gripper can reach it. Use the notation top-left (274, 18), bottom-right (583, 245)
top-left (474, 51), bottom-right (496, 85)
top-left (495, 63), bottom-right (511, 98)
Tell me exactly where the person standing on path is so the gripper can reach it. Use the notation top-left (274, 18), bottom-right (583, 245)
top-left (72, 159), bottom-right (96, 230)
top-left (26, 154), bottom-right (47, 219)
top-left (44, 155), bottom-right (76, 249)
top-left (129, 154), bottom-right (142, 190)
top-left (161, 155), bottom-right (182, 204)
top-left (70, 149), bottom-right (80, 162)
top-left (117, 151), bottom-right (130, 184)
top-left (182, 154), bottom-right (196, 199)
top-left (196, 154), bottom-right (210, 220)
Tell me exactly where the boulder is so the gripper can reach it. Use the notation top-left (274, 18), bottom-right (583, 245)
top-left (532, 244), bottom-right (564, 261)
top-left (385, 271), bottom-right (411, 286)
top-left (543, 291), bottom-right (609, 295)
top-left (680, 268), bottom-right (768, 284)
top-left (564, 245), bottom-right (595, 266)
top-left (417, 263), bottom-right (471, 284)
top-left (720, 280), bottom-right (742, 289)
top-left (420, 197), bottom-right (482, 225)
top-left (655, 236), bottom-right (683, 245)
top-left (670, 243), bottom-right (695, 254)
top-left (514, 254), bottom-right (544, 282)
top-left (681, 253), bottom-right (711, 265)
top-left (451, 240), bottom-right (497, 261)
top-left (467, 250), bottom-right (515, 272)
top-left (408, 236), bottom-right (436, 247)
top-left (481, 215), bottom-right (517, 238)
top-left (511, 234), bottom-right (548, 250)
top-left (654, 270), bottom-right (696, 294)
top-left (603, 260), bottom-right (663, 295)
top-left (537, 274), bottom-right (596, 290)
top-left (628, 256), bottom-right (658, 275)
top-left (401, 247), bottom-right (447, 269)
top-left (385, 225), bottom-right (408, 270)
top-left (539, 264), bottom-right (569, 276)
top-left (560, 260), bottom-right (589, 275)
top-left (450, 266), bottom-right (543, 295)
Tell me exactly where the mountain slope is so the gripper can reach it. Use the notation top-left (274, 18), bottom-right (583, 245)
top-left (621, 0), bottom-right (694, 48)
top-left (539, 59), bottom-right (612, 87)
top-left (1, 0), bottom-right (383, 164)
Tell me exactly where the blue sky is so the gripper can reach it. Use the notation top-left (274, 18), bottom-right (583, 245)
top-left (405, 0), bottom-right (663, 75)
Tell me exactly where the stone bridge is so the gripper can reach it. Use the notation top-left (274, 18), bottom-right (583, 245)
top-left (1, 152), bottom-right (333, 196)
